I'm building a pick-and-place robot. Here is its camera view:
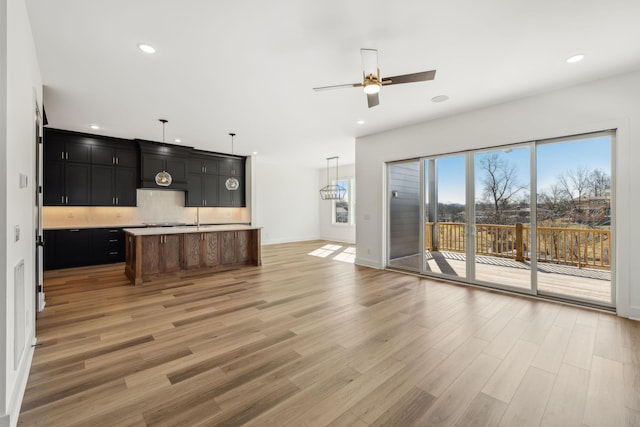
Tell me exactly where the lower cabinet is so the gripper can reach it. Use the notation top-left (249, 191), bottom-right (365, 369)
top-left (44, 227), bottom-right (126, 270)
top-left (140, 234), bottom-right (182, 275)
top-left (221, 230), bottom-right (252, 265)
top-left (183, 232), bottom-right (220, 270)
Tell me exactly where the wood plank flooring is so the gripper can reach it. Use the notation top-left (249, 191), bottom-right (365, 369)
top-left (19, 240), bottom-right (639, 426)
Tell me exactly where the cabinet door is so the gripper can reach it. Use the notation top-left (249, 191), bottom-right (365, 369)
top-left (115, 167), bottom-right (137, 206)
top-left (183, 233), bottom-right (202, 269)
top-left (220, 231), bottom-right (236, 265)
top-left (203, 232), bottom-right (220, 267)
top-left (188, 158), bottom-right (203, 174)
top-left (186, 173), bottom-right (203, 207)
top-left (56, 229), bottom-right (91, 268)
top-left (65, 163), bottom-right (91, 205)
top-left (203, 175), bottom-right (219, 206)
top-left (65, 140), bottom-right (92, 163)
top-left (141, 235), bottom-right (162, 275)
top-left (166, 158), bottom-right (187, 182)
top-left (202, 158), bottom-right (218, 175)
top-left (162, 234), bottom-right (182, 273)
top-left (91, 228), bottom-right (124, 264)
top-left (142, 154), bottom-right (166, 181)
top-left (44, 138), bottom-right (65, 162)
top-left (91, 165), bottom-right (115, 205)
top-left (231, 178), bottom-right (246, 207)
top-left (92, 144), bottom-right (115, 165)
top-left (218, 179), bottom-right (233, 207)
top-left (115, 148), bottom-right (137, 168)
top-left (236, 231), bottom-right (252, 263)
top-left (44, 161), bottom-right (65, 206)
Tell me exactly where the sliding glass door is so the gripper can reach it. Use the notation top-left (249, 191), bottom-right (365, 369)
top-left (386, 130), bottom-right (614, 308)
top-left (474, 145), bottom-right (533, 292)
top-left (536, 133), bottom-right (613, 305)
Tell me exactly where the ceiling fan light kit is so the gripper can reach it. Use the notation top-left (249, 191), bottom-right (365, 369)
top-left (319, 156), bottom-right (346, 201)
top-left (313, 48), bottom-right (436, 108)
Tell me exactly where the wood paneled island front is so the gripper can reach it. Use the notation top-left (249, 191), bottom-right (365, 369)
top-left (124, 225), bottom-right (261, 285)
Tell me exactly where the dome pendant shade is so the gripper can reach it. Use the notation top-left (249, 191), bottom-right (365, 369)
top-left (319, 156), bottom-right (346, 200)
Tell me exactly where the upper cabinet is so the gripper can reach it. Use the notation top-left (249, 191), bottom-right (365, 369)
top-left (138, 140), bottom-right (190, 190)
top-left (43, 128), bottom-right (138, 206)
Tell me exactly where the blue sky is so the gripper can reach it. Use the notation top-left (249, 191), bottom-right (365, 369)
top-left (433, 136), bottom-right (611, 204)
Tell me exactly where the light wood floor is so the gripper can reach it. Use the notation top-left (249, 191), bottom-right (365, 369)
top-left (19, 240), bottom-right (639, 426)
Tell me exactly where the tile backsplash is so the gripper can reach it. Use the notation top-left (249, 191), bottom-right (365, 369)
top-left (43, 189), bottom-right (250, 229)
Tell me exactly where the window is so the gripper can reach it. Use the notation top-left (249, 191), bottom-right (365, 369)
top-left (332, 179), bottom-right (354, 225)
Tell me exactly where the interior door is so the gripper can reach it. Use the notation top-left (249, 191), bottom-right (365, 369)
top-left (35, 104), bottom-right (45, 312)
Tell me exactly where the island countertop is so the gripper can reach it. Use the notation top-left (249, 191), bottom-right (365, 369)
top-left (123, 224), bottom-right (261, 236)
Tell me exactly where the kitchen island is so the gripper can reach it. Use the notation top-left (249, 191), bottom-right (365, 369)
top-left (124, 224), bottom-right (261, 285)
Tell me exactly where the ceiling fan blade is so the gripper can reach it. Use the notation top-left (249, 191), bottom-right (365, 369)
top-left (313, 83), bottom-right (362, 91)
top-left (361, 48), bottom-right (378, 77)
top-left (382, 70), bottom-right (436, 85)
top-left (367, 92), bottom-right (379, 108)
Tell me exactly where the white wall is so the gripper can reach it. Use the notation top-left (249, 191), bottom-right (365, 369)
top-left (254, 158), bottom-right (320, 244)
top-left (319, 163), bottom-right (356, 244)
top-left (1, 0), bottom-right (42, 425)
top-left (355, 70), bottom-right (640, 320)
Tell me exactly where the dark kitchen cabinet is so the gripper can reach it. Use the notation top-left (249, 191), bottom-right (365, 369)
top-left (91, 164), bottom-right (137, 206)
top-left (91, 228), bottom-right (125, 265)
top-left (186, 153), bottom-right (220, 207)
top-left (44, 227), bottom-right (128, 270)
top-left (44, 129), bottom-right (138, 206)
top-left (218, 177), bottom-right (245, 207)
top-left (43, 161), bottom-right (91, 206)
top-left (138, 140), bottom-right (190, 190)
top-left (218, 158), bottom-right (244, 177)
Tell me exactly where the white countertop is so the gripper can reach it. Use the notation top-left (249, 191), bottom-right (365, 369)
top-left (123, 224), bottom-right (260, 236)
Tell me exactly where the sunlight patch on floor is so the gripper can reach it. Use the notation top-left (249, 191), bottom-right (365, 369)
top-left (308, 244), bottom-right (355, 263)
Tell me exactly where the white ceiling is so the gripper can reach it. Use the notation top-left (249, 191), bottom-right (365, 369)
top-left (25, 0), bottom-right (640, 168)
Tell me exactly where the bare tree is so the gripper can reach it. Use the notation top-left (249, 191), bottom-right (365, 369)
top-left (558, 166), bottom-right (590, 207)
top-left (537, 184), bottom-right (569, 223)
top-left (589, 168), bottom-right (611, 197)
top-left (479, 153), bottom-right (528, 224)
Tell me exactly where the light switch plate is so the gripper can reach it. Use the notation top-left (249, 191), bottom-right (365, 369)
top-left (14, 225), bottom-right (20, 242)
top-left (19, 173), bottom-right (28, 188)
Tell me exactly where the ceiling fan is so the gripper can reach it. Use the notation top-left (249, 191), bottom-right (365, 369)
top-left (313, 48), bottom-right (436, 108)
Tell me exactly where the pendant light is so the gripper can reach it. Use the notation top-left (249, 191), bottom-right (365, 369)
top-left (225, 133), bottom-right (240, 191)
top-left (154, 119), bottom-right (172, 187)
top-left (319, 156), bottom-right (346, 200)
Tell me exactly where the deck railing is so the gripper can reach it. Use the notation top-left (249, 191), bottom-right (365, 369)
top-left (426, 222), bottom-right (611, 269)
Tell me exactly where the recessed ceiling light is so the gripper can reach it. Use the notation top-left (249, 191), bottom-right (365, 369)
top-left (89, 124), bottom-right (100, 130)
top-left (174, 138), bottom-right (181, 143)
top-left (137, 43), bottom-right (156, 54)
top-left (431, 95), bottom-right (449, 103)
top-left (252, 151), bottom-right (258, 155)
top-left (356, 120), bottom-right (365, 125)
top-left (566, 54), bottom-right (585, 63)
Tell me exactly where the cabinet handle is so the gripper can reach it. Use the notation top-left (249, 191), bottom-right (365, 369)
top-left (109, 239), bottom-right (118, 242)
top-left (116, 197), bottom-right (119, 205)
top-left (65, 196), bottom-right (69, 204)
top-left (61, 196), bottom-right (64, 204)
top-left (112, 197), bottom-right (115, 204)
top-left (116, 157), bottom-right (119, 165)
top-left (69, 229), bottom-right (80, 232)
top-left (109, 251), bottom-right (118, 255)
top-left (109, 229), bottom-right (118, 233)
top-left (61, 152), bottom-right (64, 160)
top-left (66, 152), bottom-right (69, 160)
top-left (112, 157), bottom-right (115, 164)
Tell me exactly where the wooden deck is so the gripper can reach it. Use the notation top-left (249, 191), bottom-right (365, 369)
top-left (390, 251), bottom-right (612, 305)
top-left (19, 241), bottom-right (635, 426)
